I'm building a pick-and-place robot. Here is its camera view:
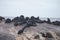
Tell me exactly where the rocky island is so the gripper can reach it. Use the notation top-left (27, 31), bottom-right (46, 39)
top-left (0, 15), bottom-right (60, 40)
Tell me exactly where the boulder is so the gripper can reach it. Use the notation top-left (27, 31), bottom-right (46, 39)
top-left (34, 35), bottom-right (40, 39)
top-left (46, 32), bottom-right (53, 38)
top-left (40, 32), bottom-right (46, 37)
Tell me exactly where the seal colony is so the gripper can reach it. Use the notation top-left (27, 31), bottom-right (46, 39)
top-left (0, 15), bottom-right (60, 34)
top-left (0, 15), bottom-right (60, 40)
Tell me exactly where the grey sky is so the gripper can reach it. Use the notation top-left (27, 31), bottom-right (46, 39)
top-left (0, 0), bottom-right (60, 18)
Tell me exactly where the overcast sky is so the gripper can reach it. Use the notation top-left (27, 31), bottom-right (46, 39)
top-left (0, 0), bottom-right (60, 18)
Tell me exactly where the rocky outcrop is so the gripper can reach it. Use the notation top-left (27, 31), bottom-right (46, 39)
top-left (15, 31), bottom-right (60, 40)
top-left (0, 16), bottom-right (60, 40)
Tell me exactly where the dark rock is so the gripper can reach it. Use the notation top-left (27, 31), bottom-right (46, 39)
top-left (41, 32), bottom-right (53, 38)
top-left (5, 18), bottom-right (11, 23)
top-left (34, 35), bottom-right (40, 39)
top-left (46, 32), bottom-right (53, 38)
top-left (40, 32), bottom-right (46, 37)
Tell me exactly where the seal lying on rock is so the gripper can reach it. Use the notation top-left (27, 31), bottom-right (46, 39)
top-left (18, 26), bottom-right (26, 35)
top-left (52, 21), bottom-right (60, 26)
top-left (25, 19), bottom-right (37, 27)
top-left (46, 18), bottom-right (51, 24)
top-left (5, 18), bottom-right (12, 23)
top-left (0, 16), bottom-right (5, 21)
top-left (18, 29), bottom-right (24, 35)
top-left (17, 20), bottom-right (37, 35)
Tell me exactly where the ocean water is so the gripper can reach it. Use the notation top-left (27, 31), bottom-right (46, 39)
top-left (40, 18), bottom-right (60, 22)
top-left (5, 16), bottom-right (14, 20)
